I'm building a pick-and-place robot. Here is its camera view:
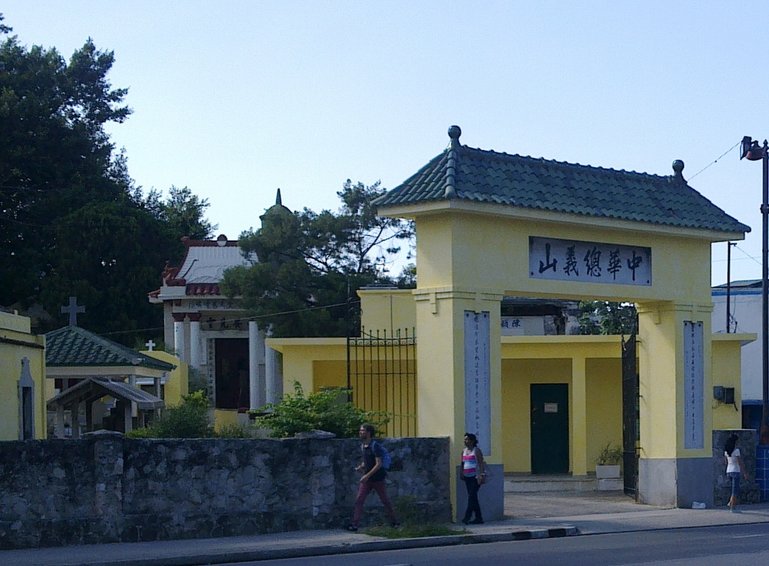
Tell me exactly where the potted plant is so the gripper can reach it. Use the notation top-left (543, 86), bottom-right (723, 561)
top-left (595, 442), bottom-right (623, 479)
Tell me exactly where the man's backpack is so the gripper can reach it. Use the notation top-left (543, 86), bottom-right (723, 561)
top-left (372, 440), bottom-right (392, 470)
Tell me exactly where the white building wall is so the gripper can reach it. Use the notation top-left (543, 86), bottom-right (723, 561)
top-left (712, 288), bottom-right (762, 401)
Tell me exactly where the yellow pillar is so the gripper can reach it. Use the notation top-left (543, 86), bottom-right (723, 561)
top-left (571, 356), bottom-right (588, 476)
top-left (414, 286), bottom-right (503, 520)
top-left (637, 300), bottom-right (714, 506)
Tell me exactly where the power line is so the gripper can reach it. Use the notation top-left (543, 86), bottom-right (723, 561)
top-left (100, 299), bottom-right (361, 337)
top-left (689, 140), bottom-right (741, 181)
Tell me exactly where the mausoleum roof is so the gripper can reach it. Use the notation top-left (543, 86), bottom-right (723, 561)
top-left (375, 125), bottom-right (749, 236)
top-left (150, 235), bottom-right (255, 301)
top-left (46, 325), bottom-right (174, 371)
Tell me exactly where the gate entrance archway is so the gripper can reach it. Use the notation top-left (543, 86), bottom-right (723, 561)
top-left (375, 125), bottom-right (750, 514)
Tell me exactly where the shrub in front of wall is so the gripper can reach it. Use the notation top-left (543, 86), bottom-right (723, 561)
top-left (251, 382), bottom-right (389, 438)
top-left (127, 391), bottom-right (213, 438)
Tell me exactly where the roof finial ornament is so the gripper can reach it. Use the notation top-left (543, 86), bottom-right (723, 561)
top-left (672, 160), bottom-right (685, 180)
top-left (276, 188), bottom-right (282, 206)
top-left (448, 124), bottom-right (462, 147)
top-left (444, 125), bottom-right (461, 198)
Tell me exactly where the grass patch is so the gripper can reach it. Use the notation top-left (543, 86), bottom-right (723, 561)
top-left (358, 496), bottom-right (465, 538)
top-left (363, 523), bottom-right (466, 539)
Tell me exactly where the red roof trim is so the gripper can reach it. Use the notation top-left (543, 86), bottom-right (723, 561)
top-left (186, 283), bottom-right (222, 296)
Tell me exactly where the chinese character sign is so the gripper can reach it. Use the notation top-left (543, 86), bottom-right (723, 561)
top-left (529, 237), bottom-right (651, 286)
top-left (683, 321), bottom-right (704, 450)
top-left (464, 311), bottom-right (491, 456)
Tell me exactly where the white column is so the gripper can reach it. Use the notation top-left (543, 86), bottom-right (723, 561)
top-left (249, 321), bottom-right (263, 409)
top-left (189, 315), bottom-right (201, 369)
top-left (265, 346), bottom-right (282, 404)
top-left (71, 401), bottom-right (80, 439)
top-left (56, 405), bottom-right (65, 439)
top-left (123, 401), bottom-right (132, 433)
top-left (129, 375), bottom-right (138, 418)
top-left (173, 314), bottom-right (186, 362)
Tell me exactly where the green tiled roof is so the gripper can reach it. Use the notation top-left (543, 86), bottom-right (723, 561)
top-left (375, 126), bottom-right (750, 235)
top-left (45, 325), bottom-right (174, 371)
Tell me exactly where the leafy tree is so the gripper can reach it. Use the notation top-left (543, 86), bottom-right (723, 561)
top-left (221, 181), bottom-right (413, 337)
top-left (253, 382), bottom-right (389, 438)
top-left (141, 185), bottom-right (215, 242)
top-left (577, 301), bottom-right (637, 335)
top-left (38, 200), bottom-right (175, 337)
top-left (0, 19), bottom-right (212, 342)
top-left (0, 31), bottom-right (129, 304)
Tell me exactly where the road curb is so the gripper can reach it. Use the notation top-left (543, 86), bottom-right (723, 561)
top-left (89, 527), bottom-right (579, 566)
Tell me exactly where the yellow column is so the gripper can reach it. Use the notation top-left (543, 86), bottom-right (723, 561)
top-left (571, 355), bottom-right (588, 476)
top-left (414, 286), bottom-right (503, 519)
top-left (636, 300), bottom-right (713, 506)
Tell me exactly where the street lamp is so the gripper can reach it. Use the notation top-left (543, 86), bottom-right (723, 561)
top-left (741, 135), bottom-right (769, 445)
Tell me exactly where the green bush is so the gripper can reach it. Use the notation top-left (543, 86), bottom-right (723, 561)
top-left (127, 391), bottom-right (212, 438)
top-left (252, 382), bottom-right (389, 438)
top-left (216, 423), bottom-right (251, 438)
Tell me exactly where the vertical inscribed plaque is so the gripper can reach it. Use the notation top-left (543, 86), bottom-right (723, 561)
top-left (464, 311), bottom-right (491, 456)
top-left (683, 320), bottom-right (704, 450)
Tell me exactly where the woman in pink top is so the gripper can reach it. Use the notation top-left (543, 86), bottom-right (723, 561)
top-left (460, 432), bottom-right (486, 524)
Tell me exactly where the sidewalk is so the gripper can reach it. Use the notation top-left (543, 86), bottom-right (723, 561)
top-left (3, 493), bottom-right (769, 566)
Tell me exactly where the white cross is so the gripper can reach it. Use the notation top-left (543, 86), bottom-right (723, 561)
top-left (60, 296), bottom-right (85, 326)
top-left (145, 340), bottom-right (156, 351)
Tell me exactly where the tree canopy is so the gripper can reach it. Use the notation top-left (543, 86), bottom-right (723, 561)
top-left (221, 181), bottom-right (414, 337)
top-left (577, 301), bottom-right (637, 335)
top-left (0, 17), bottom-right (212, 343)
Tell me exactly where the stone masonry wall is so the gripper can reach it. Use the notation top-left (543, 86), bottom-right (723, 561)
top-left (0, 433), bottom-right (450, 549)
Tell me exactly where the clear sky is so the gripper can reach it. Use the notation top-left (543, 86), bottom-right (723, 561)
top-left (4, 1), bottom-right (769, 285)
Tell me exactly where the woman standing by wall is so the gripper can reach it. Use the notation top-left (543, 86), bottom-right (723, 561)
top-left (460, 432), bottom-right (486, 524)
top-left (725, 433), bottom-right (748, 513)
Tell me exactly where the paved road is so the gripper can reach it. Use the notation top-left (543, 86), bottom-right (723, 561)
top-left (4, 491), bottom-right (768, 566)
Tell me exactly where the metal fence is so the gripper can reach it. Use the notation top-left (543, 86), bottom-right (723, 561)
top-left (347, 327), bottom-right (417, 437)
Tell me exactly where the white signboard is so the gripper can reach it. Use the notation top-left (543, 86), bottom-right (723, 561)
top-left (529, 236), bottom-right (651, 286)
top-left (464, 311), bottom-right (491, 456)
top-left (500, 316), bottom-right (545, 336)
top-left (683, 321), bottom-right (704, 450)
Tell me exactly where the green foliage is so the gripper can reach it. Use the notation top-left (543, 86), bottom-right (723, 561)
top-left (215, 423), bottom-right (251, 438)
top-left (364, 499), bottom-right (464, 538)
top-left (124, 426), bottom-right (156, 439)
top-left (127, 391), bottom-right (212, 438)
top-left (142, 185), bottom-right (215, 241)
top-left (252, 382), bottom-right (389, 438)
top-left (596, 442), bottom-right (623, 465)
top-left (0, 24), bottom-right (212, 343)
top-left (577, 301), bottom-right (637, 335)
top-left (221, 180), bottom-right (414, 337)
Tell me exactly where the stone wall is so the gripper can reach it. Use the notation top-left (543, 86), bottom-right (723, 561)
top-left (0, 433), bottom-right (450, 549)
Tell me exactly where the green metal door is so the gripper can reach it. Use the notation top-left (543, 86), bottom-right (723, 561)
top-left (530, 383), bottom-right (569, 474)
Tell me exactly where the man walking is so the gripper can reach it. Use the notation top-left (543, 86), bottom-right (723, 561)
top-left (347, 423), bottom-right (399, 531)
